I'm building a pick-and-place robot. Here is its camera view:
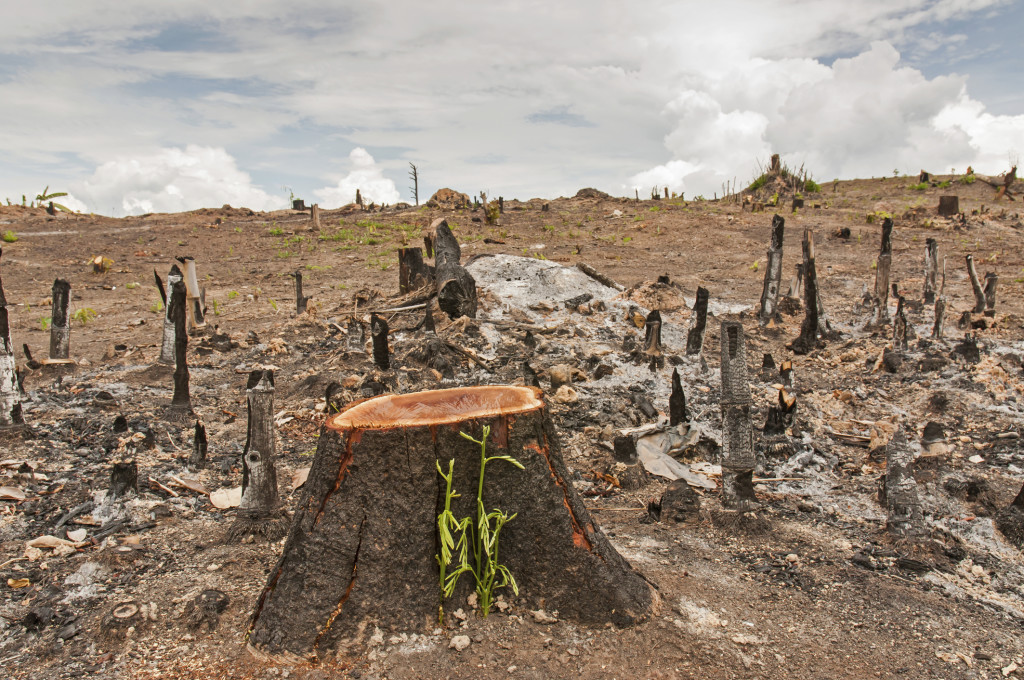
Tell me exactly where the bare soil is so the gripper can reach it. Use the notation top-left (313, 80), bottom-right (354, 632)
top-left (1, 173), bottom-right (1024, 679)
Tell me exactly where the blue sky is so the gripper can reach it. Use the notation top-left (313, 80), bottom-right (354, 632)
top-left (0, 1), bottom-right (1021, 215)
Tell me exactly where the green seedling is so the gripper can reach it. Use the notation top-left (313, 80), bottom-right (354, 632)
top-left (71, 308), bottom-right (97, 325)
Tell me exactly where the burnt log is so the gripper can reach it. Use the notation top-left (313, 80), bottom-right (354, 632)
top-left (938, 195), bottom-right (959, 216)
top-left (190, 420), bottom-right (208, 467)
top-left (246, 386), bottom-right (655, 656)
top-left (49, 279), bottom-right (71, 361)
top-left (758, 214), bottom-right (785, 325)
top-left (292, 271), bottom-right (310, 315)
top-left (159, 265), bottom-right (183, 365)
top-left (932, 296), bottom-right (947, 339)
top-left (965, 255), bottom-right (986, 313)
top-left (168, 281), bottom-right (192, 416)
top-left (433, 221), bottom-right (478, 319)
top-left (881, 429), bottom-right (924, 538)
top-left (643, 310), bottom-right (664, 370)
top-left (230, 369), bottom-right (284, 541)
top-left (685, 286), bottom-right (709, 356)
top-left (669, 368), bottom-right (688, 426)
top-left (983, 272), bottom-right (997, 317)
top-left (398, 247), bottom-right (432, 294)
top-left (872, 218), bottom-right (893, 324)
top-left (370, 313), bottom-right (390, 370)
top-left (923, 238), bottom-right (938, 304)
top-left (109, 460), bottom-right (139, 498)
top-left (720, 321), bottom-right (755, 508)
top-left (788, 230), bottom-right (822, 354)
top-left (762, 388), bottom-right (796, 435)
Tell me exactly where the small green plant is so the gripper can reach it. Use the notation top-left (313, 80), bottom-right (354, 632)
top-left (150, 298), bottom-right (164, 313)
top-left (125, 282), bottom-right (139, 290)
top-left (435, 426), bottom-right (523, 620)
top-left (211, 298), bottom-right (220, 316)
top-left (961, 174), bottom-right (976, 185)
top-left (268, 298), bottom-right (278, 312)
top-left (71, 308), bottom-right (97, 325)
top-left (39, 317), bottom-right (51, 331)
top-left (1, 230), bottom-right (18, 243)
top-left (910, 182), bottom-right (928, 191)
top-left (228, 290), bottom-right (239, 299)
top-left (749, 260), bottom-right (759, 272)
top-left (268, 225), bottom-right (284, 236)
top-left (804, 179), bottom-right (821, 193)
top-left (35, 186), bottom-right (73, 212)
top-left (937, 180), bottom-right (951, 189)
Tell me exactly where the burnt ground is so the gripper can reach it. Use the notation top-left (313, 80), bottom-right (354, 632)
top-left (1, 173), bottom-right (1024, 679)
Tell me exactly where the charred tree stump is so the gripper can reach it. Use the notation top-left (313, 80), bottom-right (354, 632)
top-left (788, 230), bottom-right (822, 354)
top-left (923, 238), bottom-right (938, 304)
top-left (720, 321), bottom-right (756, 508)
top-left (245, 386), bottom-right (654, 657)
top-left (48, 278), bottom-right (72, 361)
top-left (872, 218), bottom-right (893, 324)
top-left (346, 317), bottom-right (364, 353)
top-left (433, 221), bottom-right (478, 319)
top-left (933, 296), bottom-right (947, 339)
top-left (310, 204), bottom-right (321, 230)
top-left (983, 272), bottom-right (997, 317)
top-left (893, 296), bottom-right (909, 353)
top-left (966, 255), bottom-right (986, 313)
top-left (785, 262), bottom-right (804, 300)
top-left (293, 199), bottom-right (306, 211)
top-left (109, 460), bottom-right (139, 498)
top-left (522, 361), bottom-right (541, 388)
top-left (190, 420), bottom-right (208, 467)
top-left (881, 429), bottom-right (924, 538)
top-left (168, 281), bottom-right (192, 417)
top-left (422, 305), bottom-right (436, 334)
top-left (669, 368), bottom-right (688, 426)
top-left (158, 265), bottom-right (183, 365)
top-left (177, 256), bottom-right (206, 330)
top-left (758, 214), bottom-right (785, 325)
top-left (762, 388), bottom-right (796, 435)
top-left (996, 482), bottom-right (1024, 549)
top-left (937, 195), bottom-right (959, 217)
top-left (685, 286), bottom-right (709, 356)
top-left (292, 271), bottom-right (310, 315)
top-left (398, 247), bottom-right (431, 294)
top-left (0, 250), bottom-right (23, 426)
top-left (643, 310), bottom-right (664, 370)
top-left (370, 313), bottom-right (390, 370)
top-left (230, 369), bottom-right (284, 541)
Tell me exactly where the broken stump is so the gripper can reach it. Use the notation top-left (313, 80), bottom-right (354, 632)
top-left (246, 385), bottom-right (654, 657)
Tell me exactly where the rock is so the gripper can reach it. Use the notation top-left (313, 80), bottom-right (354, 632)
top-left (594, 364), bottom-right (614, 379)
top-left (575, 188), bottom-right (611, 199)
top-left (552, 385), bottom-right (578, 404)
top-left (530, 609), bottom-right (558, 624)
top-left (427, 189), bottom-right (471, 210)
top-left (449, 635), bottom-right (471, 651)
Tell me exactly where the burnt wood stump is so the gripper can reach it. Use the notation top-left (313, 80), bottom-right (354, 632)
top-left (433, 220), bottom-right (477, 319)
top-left (246, 386), bottom-right (654, 658)
top-left (0, 249), bottom-right (23, 426)
top-left (758, 214), bottom-right (785, 326)
top-left (49, 278), bottom-right (72, 361)
top-left (937, 195), bottom-right (959, 217)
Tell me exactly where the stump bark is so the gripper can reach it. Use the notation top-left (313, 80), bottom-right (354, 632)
top-left (433, 221), bottom-right (477, 319)
top-left (938, 195), bottom-right (959, 217)
top-left (246, 386), bottom-right (655, 657)
top-left (923, 238), bottom-right (938, 304)
top-left (231, 369), bottom-right (283, 540)
top-left (758, 214), bottom-right (784, 326)
top-left (872, 218), bottom-right (893, 324)
top-left (158, 265), bottom-right (183, 365)
top-left (966, 255), bottom-right (986, 313)
top-left (49, 279), bottom-right (72, 361)
top-left (168, 281), bottom-right (192, 416)
top-left (685, 286), bottom-right (709, 356)
top-left (788, 230), bottom-right (822, 354)
top-left (398, 247), bottom-right (432, 294)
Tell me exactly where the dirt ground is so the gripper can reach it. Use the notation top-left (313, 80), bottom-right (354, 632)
top-left (1, 172), bottom-right (1024, 679)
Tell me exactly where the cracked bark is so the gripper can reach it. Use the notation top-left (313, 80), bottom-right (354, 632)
top-left (758, 214), bottom-right (784, 325)
top-left (49, 279), bottom-right (71, 360)
top-left (685, 286), bottom-right (709, 356)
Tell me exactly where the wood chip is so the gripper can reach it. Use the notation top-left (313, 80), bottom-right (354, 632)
top-left (0, 486), bottom-right (26, 501)
top-left (209, 486), bottom-right (242, 509)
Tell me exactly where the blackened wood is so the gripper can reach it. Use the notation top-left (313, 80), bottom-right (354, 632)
top-left (110, 460), bottom-right (139, 498)
top-left (292, 270), bottom-right (310, 314)
top-left (791, 197), bottom-right (803, 212)
top-left (423, 304), bottom-right (435, 334)
top-left (576, 262), bottom-right (625, 291)
top-left (669, 368), bottom-right (688, 426)
top-left (325, 382), bottom-right (345, 414)
top-left (0, 304), bottom-right (24, 426)
top-left (788, 230), bottom-right (821, 355)
top-left (685, 286), bottom-right (709, 356)
top-left (346, 317), bottom-right (364, 352)
top-left (966, 255), bottom-right (986, 313)
top-left (523, 361), bottom-right (540, 388)
top-left (893, 296), bottom-right (908, 353)
top-left (293, 199), bottom-right (306, 211)
top-left (613, 434), bottom-right (639, 463)
top-left (190, 420), bottom-right (208, 467)
top-left (355, 189), bottom-right (362, 207)
top-left (873, 218), bottom-right (893, 323)
top-left (882, 429), bottom-right (923, 537)
top-left (236, 370), bottom-right (280, 528)
top-left (398, 247), bottom-right (431, 294)
top-left (154, 270), bottom-right (167, 306)
top-left (937, 195), bottom-right (959, 216)
top-left (923, 238), bottom-right (938, 304)
top-left (983, 272), bottom-right (997, 317)
top-left (763, 388), bottom-right (796, 435)
top-left (370, 313), bottom-right (390, 370)
top-left (246, 386), bottom-right (654, 657)
top-left (434, 221), bottom-right (478, 319)
top-left (159, 265), bottom-right (183, 365)
top-left (643, 310), bottom-right (663, 369)
top-left (498, 196), bottom-right (504, 214)
top-left (720, 321), bottom-right (755, 508)
top-left (758, 214), bottom-right (785, 325)
top-left (49, 278), bottom-right (71, 360)
top-left (932, 296), bottom-right (947, 339)
top-left (169, 281), bottom-right (191, 412)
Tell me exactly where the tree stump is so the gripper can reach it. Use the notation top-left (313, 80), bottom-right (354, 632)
top-left (937, 195), bottom-right (959, 217)
top-left (246, 386), bottom-right (655, 658)
top-left (398, 247), bottom-right (432, 294)
top-left (48, 279), bottom-right (72, 361)
top-left (758, 214), bottom-right (785, 326)
top-left (158, 265), bottom-right (183, 365)
top-left (0, 250), bottom-right (23, 427)
top-left (923, 238), bottom-right (938, 304)
top-left (230, 369), bottom-right (284, 541)
top-left (966, 255), bottom-right (987, 313)
top-left (433, 221), bottom-right (477, 319)
top-left (872, 219), bottom-right (893, 324)
top-left (685, 286), bottom-right (709, 356)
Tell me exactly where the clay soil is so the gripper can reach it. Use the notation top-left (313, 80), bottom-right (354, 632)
top-left (1, 173), bottom-right (1024, 679)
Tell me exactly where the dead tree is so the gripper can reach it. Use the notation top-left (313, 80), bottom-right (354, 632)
top-left (230, 369), bottom-right (284, 541)
top-left (965, 255), bottom-right (987, 313)
top-left (643, 310), bottom-right (664, 370)
top-left (983, 272), bottom-right (997, 317)
top-left (923, 238), bottom-right (938, 304)
top-left (433, 221), bottom-right (478, 319)
top-left (398, 247), bottom-right (432, 294)
top-left (685, 286), bottom-right (709, 356)
top-left (292, 270), bottom-right (310, 314)
top-left (245, 386), bottom-right (654, 657)
top-left (720, 321), bottom-right (755, 508)
top-left (669, 368), bottom-right (688, 426)
top-left (408, 163), bottom-right (419, 206)
top-left (176, 256), bottom-right (206, 330)
top-left (48, 278), bottom-right (72, 361)
top-left (370, 313), bottom-right (390, 370)
top-left (190, 420), bottom-right (208, 467)
top-left (158, 265), bottom-right (183, 365)
top-left (893, 296), bottom-right (908, 353)
top-left (0, 250), bottom-right (23, 426)
top-left (881, 429), bottom-right (923, 538)
top-left (788, 230), bottom-right (822, 354)
top-left (168, 281), bottom-right (192, 416)
top-left (872, 218), bottom-right (893, 324)
top-left (758, 214), bottom-right (785, 325)
top-left (355, 189), bottom-right (363, 207)
top-left (785, 262), bottom-right (804, 300)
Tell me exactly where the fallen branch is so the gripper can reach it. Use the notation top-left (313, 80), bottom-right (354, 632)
top-left (576, 262), bottom-right (624, 291)
top-left (442, 340), bottom-right (493, 372)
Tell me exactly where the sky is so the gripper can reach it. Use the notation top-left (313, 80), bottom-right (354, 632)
top-left (0, 1), bottom-right (1022, 216)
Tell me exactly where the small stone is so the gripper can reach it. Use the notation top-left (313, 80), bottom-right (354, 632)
top-left (449, 635), bottom-right (471, 652)
top-left (530, 609), bottom-right (558, 624)
top-left (785, 553), bottom-right (799, 564)
top-left (552, 385), bottom-right (578, 404)
top-left (971, 565), bottom-right (985, 578)
top-left (969, 455), bottom-right (984, 464)
top-left (207, 563), bottom-right (221, 572)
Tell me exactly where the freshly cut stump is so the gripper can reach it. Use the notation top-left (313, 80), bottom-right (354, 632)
top-left (247, 385), bottom-right (654, 658)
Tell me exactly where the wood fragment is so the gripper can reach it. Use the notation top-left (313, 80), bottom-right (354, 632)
top-left (576, 262), bottom-right (625, 291)
top-left (685, 286), bottom-right (709, 356)
top-left (966, 255), bottom-right (986, 313)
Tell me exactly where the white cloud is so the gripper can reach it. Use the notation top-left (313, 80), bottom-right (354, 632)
top-left (313, 148), bottom-right (400, 208)
top-left (73, 145), bottom-right (283, 216)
